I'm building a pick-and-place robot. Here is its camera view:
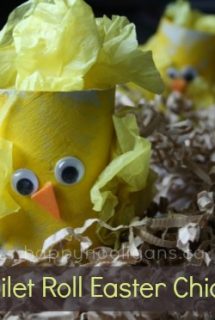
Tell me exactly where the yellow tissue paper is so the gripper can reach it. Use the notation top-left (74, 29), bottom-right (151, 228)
top-left (143, 0), bottom-right (215, 82)
top-left (0, 0), bottom-right (163, 93)
top-left (166, 0), bottom-right (215, 33)
top-left (195, 16), bottom-right (215, 34)
top-left (165, 0), bottom-right (201, 28)
top-left (85, 16), bottom-right (163, 93)
top-left (91, 114), bottom-right (154, 246)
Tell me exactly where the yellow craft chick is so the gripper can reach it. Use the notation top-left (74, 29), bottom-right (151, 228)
top-left (0, 0), bottom-right (163, 251)
top-left (140, 0), bottom-right (215, 107)
top-left (0, 90), bottom-right (115, 250)
top-left (166, 66), bottom-right (197, 94)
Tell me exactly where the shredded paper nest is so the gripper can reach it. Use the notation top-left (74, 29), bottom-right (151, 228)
top-left (0, 89), bottom-right (215, 319)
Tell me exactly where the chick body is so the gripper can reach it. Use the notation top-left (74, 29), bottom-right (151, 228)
top-left (0, 0), bottom-right (164, 252)
top-left (140, 15), bottom-right (215, 107)
top-left (0, 89), bottom-right (115, 250)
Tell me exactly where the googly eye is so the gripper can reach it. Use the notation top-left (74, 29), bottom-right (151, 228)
top-left (12, 169), bottom-right (39, 196)
top-left (181, 67), bottom-right (197, 82)
top-left (167, 67), bottom-right (179, 79)
top-left (55, 157), bottom-right (85, 185)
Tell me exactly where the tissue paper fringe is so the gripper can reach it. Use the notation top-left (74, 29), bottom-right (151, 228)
top-left (0, 0), bottom-right (163, 93)
top-left (166, 0), bottom-right (215, 33)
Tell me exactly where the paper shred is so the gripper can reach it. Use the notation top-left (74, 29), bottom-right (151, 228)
top-left (138, 229), bottom-right (176, 248)
top-left (41, 227), bottom-right (92, 255)
top-left (0, 255), bottom-right (14, 267)
top-left (197, 191), bottom-right (214, 214)
top-left (148, 214), bottom-right (204, 230)
top-left (140, 103), bottom-right (215, 212)
top-left (8, 250), bottom-right (39, 264)
top-left (31, 312), bottom-right (78, 320)
top-left (194, 251), bottom-right (212, 267)
top-left (177, 223), bottom-right (200, 256)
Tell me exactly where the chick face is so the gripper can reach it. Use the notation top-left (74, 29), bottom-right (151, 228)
top-left (150, 18), bottom-right (215, 84)
top-left (167, 66), bottom-right (197, 94)
top-left (0, 90), bottom-right (115, 233)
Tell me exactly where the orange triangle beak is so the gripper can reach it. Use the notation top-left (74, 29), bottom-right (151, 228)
top-left (171, 79), bottom-right (188, 93)
top-left (31, 182), bottom-right (61, 220)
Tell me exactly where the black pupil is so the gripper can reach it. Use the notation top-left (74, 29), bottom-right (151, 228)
top-left (169, 72), bottom-right (177, 79)
top-left (183, 70), bottom-right (196, 82)
top-left (62, 166), bottom-right (79, 184)
top-left (16, 178), bottom-right (34, 196)
top-left (167, 69), bottom-right (177, 79)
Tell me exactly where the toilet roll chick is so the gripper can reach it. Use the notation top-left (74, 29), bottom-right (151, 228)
top-left (0, 0), bottom-right (163, 251)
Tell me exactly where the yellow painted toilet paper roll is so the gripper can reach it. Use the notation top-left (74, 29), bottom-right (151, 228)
top-left (0, 89), bottom-right (115, 250)
top-left (152, 18), bottom-right (215, 82)
top-left (0, 89), bottom-right (152, 250)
